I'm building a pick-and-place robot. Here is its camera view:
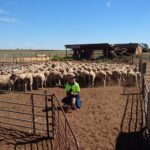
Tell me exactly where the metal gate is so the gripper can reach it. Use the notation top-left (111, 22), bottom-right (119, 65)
top-left (49, 94), bottom-right (80, 150)
top-left (0, 90), bottom-right (80, 150)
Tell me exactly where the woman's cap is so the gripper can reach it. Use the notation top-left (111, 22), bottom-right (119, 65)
top-left (67, 72), bottom-right (75, 78)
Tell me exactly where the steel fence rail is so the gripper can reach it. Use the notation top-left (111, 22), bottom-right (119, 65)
top-left (0, 99), bottom-right (45, 108)
top-left (0, 121), bottom-right (32, 129)
top-left (0, 115), bottom-right (33, 123)
top-left (0, 108), bottom-right (33, 115)
top-left (0, 89), bottom-right (52, 96)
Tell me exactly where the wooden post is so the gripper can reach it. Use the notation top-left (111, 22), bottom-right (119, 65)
top-left (142, 75), bottom-right (146, 96)
top-left (131, 56), bottom-right (133, 65)
top-left (139, 59), bottom-right (142, 72)
top-left (147, 92), bottom-right (150, 130)
top-left (34, 51), bottom-right (36, 62)
top-left (13, 52), bottom-right (14, 63)
top-left (142, 63), bottom-right (147, 75)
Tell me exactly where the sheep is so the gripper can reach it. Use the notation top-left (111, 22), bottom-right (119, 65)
top-left (95, 68), bottom-right (107, 87)
top-left (120, 68), bottom-right (128, 84)
top-left (105, 70), bottom-right (113, 85)
top-left (112, 69), bottom-right (122, 86)
top-left (17, 73), bottom-right (33, 92)
top-left (0, 61), bottom-right (140, 89)
top-left (126, 69), bottom-right (138, 86)
top-left (77, 69), bottom-right (89, 87)
top-left (48, 70), bottom-right (63, 87)
top-left (0, 74), bottom-right (18, 91)
top-left (88, 70), bottom-right (96, 87)
top-left (32, 72), bottom-right (46, 89)
top-left (135, 71), bottom-right (142, 87)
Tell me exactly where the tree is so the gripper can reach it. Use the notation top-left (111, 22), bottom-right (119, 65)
top-left (140, 43), bottom-right (149, 49)
top-left (140, 43), bottom-right (149, 52)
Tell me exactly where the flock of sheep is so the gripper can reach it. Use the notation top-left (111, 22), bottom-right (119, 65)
top-left (0, 61), bottom-right (142, 92)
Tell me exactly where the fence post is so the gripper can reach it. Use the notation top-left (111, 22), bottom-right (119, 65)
top-left (47, 93), bottom-right (56, 139)
top-left (49, 51), bottom-right (51, 61)
top-left (142, 76), bottom-right (145, 97)
top-left (147, 92), bottom-right (150, 130)
top-left (45, 90), bottom-right (50, 137)
top-left (50, 94), bottom-right (55, 139)
top-left (13, 52), bottom-right (15, 63)
top-left (31, 94), bottom-right (35, 134)
top-left (142, 62), bottom-right (147, 75)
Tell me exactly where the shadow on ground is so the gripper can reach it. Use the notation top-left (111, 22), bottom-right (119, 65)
top-left (0, 127), bottom-right (53, 150)
top-left (116, 86), bottom-right (150, 150)
top-left (116, 128), bottom-right (149, 150)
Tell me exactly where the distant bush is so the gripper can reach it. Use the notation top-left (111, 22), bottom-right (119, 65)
top-left (51, 55), bottom-right (62, 61)
top-left (51, 55), bottom-right (74, 61)
top-left (63, 57), bottom-right (74, 61)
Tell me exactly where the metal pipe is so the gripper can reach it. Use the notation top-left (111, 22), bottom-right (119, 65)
top-left (44, 90), bottom-right (50, 137)
top-left (31, 94), bottom-right (35, 134)
top-left (0, 108), bottom-right (33, 115)
top-left (0, 121), bottom-right (32, 129)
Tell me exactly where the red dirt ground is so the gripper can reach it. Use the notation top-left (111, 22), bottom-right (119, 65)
top-left (0, 86), bottom-right (149, 150)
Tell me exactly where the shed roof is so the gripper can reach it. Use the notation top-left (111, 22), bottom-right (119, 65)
top-left (65, 43), bottom-right (115, 50)
top-left (113, 43), bottom-right (142, 49)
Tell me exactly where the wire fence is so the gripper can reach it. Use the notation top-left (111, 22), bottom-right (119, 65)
top-left (0, 50), bottom-right (73, 64)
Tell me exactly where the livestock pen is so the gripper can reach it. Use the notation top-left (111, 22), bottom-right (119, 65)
top-left (0, 53), bottom-right (150, 149)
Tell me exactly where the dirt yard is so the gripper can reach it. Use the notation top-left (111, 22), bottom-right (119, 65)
top-left (0, 86), bottom-right (149, 150)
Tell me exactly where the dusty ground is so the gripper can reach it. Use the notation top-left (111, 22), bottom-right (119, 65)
top-left (0, 86), bottom-right (149, 150)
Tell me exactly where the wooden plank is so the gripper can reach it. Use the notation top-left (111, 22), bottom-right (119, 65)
top-left (146, 63), bottom-right (150, 90)
top-left (147, 92), bottom-right (150, 130)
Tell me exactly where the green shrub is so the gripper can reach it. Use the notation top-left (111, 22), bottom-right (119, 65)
top-left (63, 57), bottom-right (74, 61)
top-left (51, 55), bottom-right (61, 61)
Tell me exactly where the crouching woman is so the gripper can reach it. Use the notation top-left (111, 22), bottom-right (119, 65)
top-left (62, 73), bottom-right (81, 110)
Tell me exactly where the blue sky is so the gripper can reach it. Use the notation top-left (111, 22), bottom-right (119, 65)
top-left (0, 0), bottom-right (150, 49)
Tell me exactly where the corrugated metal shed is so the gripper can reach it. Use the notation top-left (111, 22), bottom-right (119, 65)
top-left (64, 43), bottom-right (143, 60)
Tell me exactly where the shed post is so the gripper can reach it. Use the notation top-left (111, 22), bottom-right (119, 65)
top-left (106, 46), bottom-right (108, 57)
top-left (65, 48), bottom-right (68, 58)
top-left (49, 51), bottom-right (51, 61)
